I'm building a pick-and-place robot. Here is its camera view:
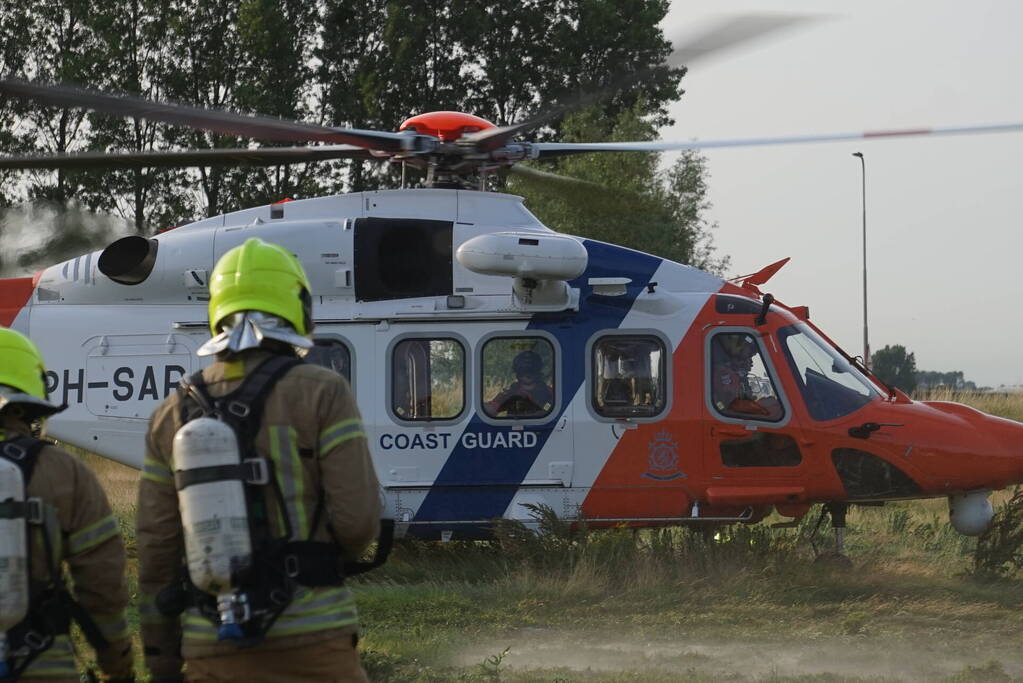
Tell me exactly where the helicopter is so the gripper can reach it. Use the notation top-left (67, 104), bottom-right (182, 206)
top-left (0, 17), bottom-right (1022, 551)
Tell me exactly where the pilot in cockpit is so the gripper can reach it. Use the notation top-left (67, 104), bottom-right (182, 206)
top-left (485, 350), bottom-right (554, 419)
top-left (712, 333), bottom-right (782, 420)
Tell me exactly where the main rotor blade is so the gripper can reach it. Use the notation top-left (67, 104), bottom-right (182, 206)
top-left (0, 79), bottom-right (415, 151)
top-left (0, 145), bottom-right (375, 170)
top-left (507, 164), bottom-right (606, 190)
top-left (669, 13), bottom-right (814, 66)
top-left (531, 121), bottom-right (1023, 158)
top-left (463, 13), bottom-right (814, 152)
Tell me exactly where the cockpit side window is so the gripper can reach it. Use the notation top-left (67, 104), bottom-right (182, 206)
top-left (778, 324), bottom-right (879, 421)
top-left (591, 335), bottom-right (666, 418)
top-left (709, 332), bottom-right (784, 422)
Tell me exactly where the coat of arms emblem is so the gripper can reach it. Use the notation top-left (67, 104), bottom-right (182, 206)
top-left (643, 430), bottom-right (685, 481)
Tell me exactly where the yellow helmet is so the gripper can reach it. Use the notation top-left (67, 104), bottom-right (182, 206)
top-left (208, 238), bottom-right (313, 336)
top-left (0, 327), bottom-right (61, 417)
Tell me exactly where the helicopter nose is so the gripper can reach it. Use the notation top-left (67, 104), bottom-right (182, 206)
top-left (921, 400), bottom-right (1023, 488)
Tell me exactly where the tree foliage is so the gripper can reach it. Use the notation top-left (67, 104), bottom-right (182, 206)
top-left (871, 344), bottom-right (918, 393)
top-left (916, 370), bottom-right (977, 392)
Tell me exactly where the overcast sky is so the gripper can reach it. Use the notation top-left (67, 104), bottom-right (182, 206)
top-left (658, 1), bottom-right (1022, 388)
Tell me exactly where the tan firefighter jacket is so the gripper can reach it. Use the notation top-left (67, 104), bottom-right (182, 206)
top-left (137, 349), bottom-right (381, 678)
top-left (0, 416), bottom-right (133, 681)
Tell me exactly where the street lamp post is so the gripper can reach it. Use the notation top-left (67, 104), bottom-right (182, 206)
top-left (852, 152), bottom-right (869, 369)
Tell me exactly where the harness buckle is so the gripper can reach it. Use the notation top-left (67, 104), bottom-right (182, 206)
top-left (284, 554), bottom-right (300, 579)
top-left (22, 630), bottom-right (51, 651)
top-left (25, 498), bottom-right (44, 525)
top-left (2, 442), bottom-right (27, 460)
top-left (269, 588), bottom-right (291, 606)
top-left (227, 401), bottom-right (251, 418)
top-left (242, 458), bottom-right (270, 486)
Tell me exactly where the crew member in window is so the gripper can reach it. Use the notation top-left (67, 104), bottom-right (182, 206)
top-left (712, 334), bottom-right (782, 420)
top-left (486, 350), bottom-right (554, 418)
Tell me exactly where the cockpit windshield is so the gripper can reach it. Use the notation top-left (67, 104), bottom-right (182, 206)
top-left (778, 324), bottom-right (880, 421)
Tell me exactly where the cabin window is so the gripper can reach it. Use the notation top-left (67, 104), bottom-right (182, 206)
top-left (481, 337), bottom-right (555, 420)
top-left (305, 338), bottom-right (352, 383)
top-left (709, 332), bottom-right (784, 422)
top-left (778, 324), bottom-right (879, 421)
top-left (354, 217), bottom-right (453, 302)
top-left (391, 337), bottom-right (464, 421)
top-left (591, 335), bottom-right (667, 418)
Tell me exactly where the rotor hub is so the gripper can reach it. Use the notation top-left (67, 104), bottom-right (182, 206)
top-left (399, 112), bottom-right (496, 142)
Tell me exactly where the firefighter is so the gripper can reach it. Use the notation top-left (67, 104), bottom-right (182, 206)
top-left (0, 327), bottom-right (133, 683)
top-left (137, 238), bottom-right (382, 683)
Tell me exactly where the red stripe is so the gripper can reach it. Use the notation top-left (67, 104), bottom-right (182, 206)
top-left (0, 277), bottom-right (34, 327)
top-left (864, 128), bottom-right (931, 138)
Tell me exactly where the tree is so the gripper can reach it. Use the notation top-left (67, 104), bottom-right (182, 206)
top-left (19, 0), bottom-right (105, 203)
top-left (871, 345), bottom-right (918, 394)
top-left (508, 103), bottom-right (728, 271)
top-left (220, 0), bottom-right (325, 210)
top-left (76, 0), bottom-right (197, 234)
top-left (0, 0), bottom-right (34, 205)
top-left (160, 0), bottom-right (244, 218)
top-left (915, 369), bottom-right (977, 392)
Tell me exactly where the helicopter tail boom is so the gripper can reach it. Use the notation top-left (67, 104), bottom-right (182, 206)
top-left (0, 276), bottom-right (34, 329)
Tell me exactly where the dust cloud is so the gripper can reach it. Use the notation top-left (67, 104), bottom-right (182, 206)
top-left (0, 201), bottom-right (133, 277)
top-left (456, 631), bottom-right (1023, 681)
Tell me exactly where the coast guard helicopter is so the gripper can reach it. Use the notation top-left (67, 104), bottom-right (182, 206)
top-left (1, 18), bottom-right (1022, 549)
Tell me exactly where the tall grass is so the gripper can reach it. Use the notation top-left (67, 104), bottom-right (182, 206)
top-left (914, 387), bottom-right (1023, 422)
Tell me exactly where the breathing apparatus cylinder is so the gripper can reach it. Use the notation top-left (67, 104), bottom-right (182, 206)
top-left (0, 458), bottom-right (29, 676)
top-left (172, 417), bottom-right (253, 641)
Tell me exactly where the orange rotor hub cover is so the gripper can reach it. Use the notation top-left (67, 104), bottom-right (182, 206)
top-left (399, 111), bottom-right (496, 142)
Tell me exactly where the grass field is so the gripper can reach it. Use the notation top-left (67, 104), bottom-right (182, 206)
top-left (82, 390), bottom-right (1023, 682)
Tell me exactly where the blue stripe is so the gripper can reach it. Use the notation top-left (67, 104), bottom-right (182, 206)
top-left (411, 241), bottom-right (661, 534)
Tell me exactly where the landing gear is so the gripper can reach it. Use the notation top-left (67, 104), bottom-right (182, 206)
top-left (809, 502), bottom-right (852, 567)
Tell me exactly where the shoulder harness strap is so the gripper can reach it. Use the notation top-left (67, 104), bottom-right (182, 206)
top-left (0, 436), bottom-right (47, 484)
top-left (0, 436), bottom-right (48, 529)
